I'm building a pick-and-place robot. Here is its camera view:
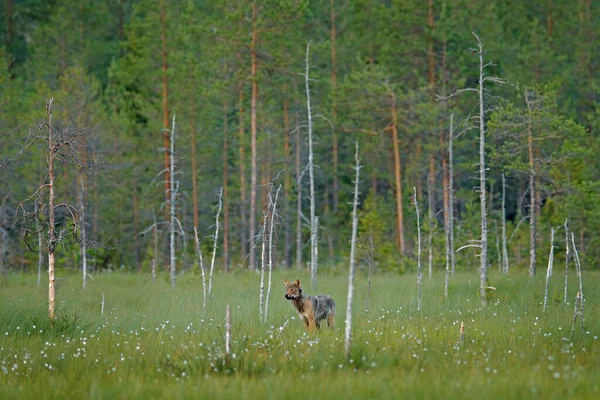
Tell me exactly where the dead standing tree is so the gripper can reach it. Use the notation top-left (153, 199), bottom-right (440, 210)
top-left (2, 98), bottom-right (93, 320)
top-left (439, 33), bottom-right (505, 304)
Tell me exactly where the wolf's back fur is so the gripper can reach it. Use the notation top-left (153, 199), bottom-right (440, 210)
top-left (284, 279), bottom-right (335, 331)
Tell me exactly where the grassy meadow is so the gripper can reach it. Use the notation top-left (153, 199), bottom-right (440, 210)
top-left (0, 268), bottom-right (599, 399)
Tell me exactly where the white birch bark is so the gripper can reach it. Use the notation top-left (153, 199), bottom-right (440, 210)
top-left (264, 185), bottom-right (281, 322)
top-left (259, 196), bottom-right (269, 323)
top-left (449, 114), bottom-right (455, 276)
top-left (152, 210), bottom-right (158, 283)
top-left (80, 175), bottom-right (87, 290)
top-left (571, 233), bottom-right (584, 315)
top-left (101, 292), bottom-right (105, 317)
top-left (35, 195), bottom-right (43, 289)
top-left (47, 98), bottom-right (57, 321)
top-left (476, 35), bottom-right (488, 304)
top-left (194, 227), bottom-right (207, 315)
top-left (295, 115), bottom-right (303, 271)
top-left (543, 228), bottom-right (555, 312)
top-left (427, 173), bottom-right (433, 280)
top-left (208, 187), bottom-right (223, 296)
top-left (225, 304), bottom-right (231, 357)
top-left (501, 173), bottom-right (509, 273)
top-left (305, 42), bottom-right (318, 290)
top-left (563, 219), bottom-right (569, 304)
top-left (169, 114), bottom-right (177, 288)
top-left (345, 142), bottom-right (361, 361)
top-left (414, 187), bottom-right (422, 312)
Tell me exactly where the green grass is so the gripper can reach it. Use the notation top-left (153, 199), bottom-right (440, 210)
top-left (0, 269), bottom-right (599, 399)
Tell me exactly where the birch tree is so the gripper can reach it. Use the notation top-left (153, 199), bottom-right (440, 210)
top-left (441, 33), bottom-right (504, 304)
top-left (345, 142), bottom-right (361, 361)
top-left (413, 187), bottom-right (422, 312)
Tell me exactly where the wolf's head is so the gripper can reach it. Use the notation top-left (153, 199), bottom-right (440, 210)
top-left (284, 279), bottom-right (302, 300)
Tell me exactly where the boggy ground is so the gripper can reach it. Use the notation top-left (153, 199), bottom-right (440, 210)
top-left (0, 269), bottom-right (598, 399)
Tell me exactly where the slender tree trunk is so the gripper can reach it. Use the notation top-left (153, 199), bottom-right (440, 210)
top-left (225, 305), bottom-right (231, 358)
top-left (502, 173), bottom-right (509, 273)
top-left (249, 1), bottom-right (258, 272)
top-left (222, 102), bottom-right (230, 271)
top-left (191, 98), bottom-right (199, 232)
top-left (80, 175), bottom-right (87, 290)
top-left (477, 37), bottom-right (488, 304)
top-left (209, 188), bottom-right (222, 296)
top-left (525, 91), bottom-right (537, 277)
top-left (427, 172), bottom-right (434, 279)
top-left (194, 227), bottom-right (207, 315)
top-left (169, 115), bottom-right (177, 288)
top-left (305, 43), bottom-right (318, 290)
top-left (152, 210), bottom-right (158, 283)
top-left (133, 177), bottom-right (140, 271)
top-left (47, 98), bottom-right (57, 321)
top-left (160, 0), bottom-right (171, 213)
top-left (238, 78), bottom-right (247, 263)
top-left (283, 94), bottom-right (292, 268)
top-left (564, 219), bottom-right (569, 303)
top-left (295, 114), bottom-right (303, 271)
top-left (345, 143), bottom-right (361, 361)
top-left (449, 114), bottom-right (455, 276)
top-left (330, 0), bottom-right (339, 213)
top-left (444, 115), bottom-right (454, 296)
top-left (413, 187), bottom-right (422, 312)
top-left (391, 93), bottom-right (405, 254)
top-left (264, 186), bottom-right (281, 322)
top-left (35, 194), bottom-right (43, 289)
top-left (259, 196), bottom-right (268, 323)
top-left (543, 228), bottom-right (555, 312)
top-left (571, 233), bottom-right (584, 311)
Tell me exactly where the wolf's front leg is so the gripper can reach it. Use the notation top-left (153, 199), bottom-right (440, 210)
top-left (308, 318), bottom-right (317, 332)
top-left (302, 316), bottom-right (309, 329)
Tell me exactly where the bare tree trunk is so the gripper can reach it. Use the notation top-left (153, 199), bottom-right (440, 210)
top-left (525, 91), bottom-right (537, 277)
top-left (391, 93), bottom-right (405, 254)
top-left (476, 35), bottom-right (488, 304)
top-left (305, 42), bottom-right (318, 290)
top-left (80, 175), bottom-right (87, 290)
top-left (501, 173), bottom-right (509, 273)
top-left (194, 227), bottom-right (207, 315)
top-left (222, 102), bottom-right (230, 271)
top-left (449, 116), bottom-right (455, 275)
top-left (564, 219), bottom-right (569, 304)
top-left (160, 0), bottom-right (171, 218)
top-left (543, 228), bottom-right (555, 312)
top-left (152, 210), bottom-right (158, 283)
top-left (225, 305), bottom-right (231, 358)
top-left (169, 115), bottom-right (177, 288)
top-left (571, 233), bottom-right (584, 314)
top-left (413, 187), bottom-right (423, 312)
top-left (209, 188), bottom-right (223, 296)
top-left (264, 186), bottom-right (281, 322)
top-left (47, 98), bottom-right (57, 321)
top-left (330, 0), bottom-right (339, 213)
top-left (283, 94), bottom-right (292, 268)
top-left (191, 100), bottom-right (199, 232)
top-left (238, 79), bottom-right (247, 263)
top-left (259, 195), bottom-right (269, 323)
top-left (249, 1), bottom-right (258, 272)
top-left (345, 142), bottom-right (361, 361)
top-left (295, 114), bottom-right (303, 271)
top-left (427, 173), bottom-right (434, 279)
top-left (35, 194), bottom-right (43, 289)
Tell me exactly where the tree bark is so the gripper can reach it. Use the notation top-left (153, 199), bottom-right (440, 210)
top-left (564, 219), bottom-right (569, 303)
top-left (477, 35), bottom-right (488, 304)
top-left (305, 42), bottom-right (318, 290)
top-left (160, 0), bottom-right (171, 214)
top-left (209, 188), bottom-right (222, 295)
top-left (222, 101), bottom-right (230, 271)
top-left (47, 99), bottom-right (57, 321)
top-left (413, 187), bottom-right (422, 312)
top-left (249, 1), bottom-right (258, 272)
top-left (427, 171), bottom-right (434, 279)
top-left (501, 173), bottom-right (509, 273)
top-left (390, 93), bottom-right (405, 254)
top-left (543, 228), bottom-right (555, 312)
top-left (80, 175), bottom-right (87, 290)
top-left (330, 0), bottom-right (339, 213)
top-left (238, 78), bottom-right (247, 263)
top-left (283, 93), bottom-right (292, 268)
top-left (191, 96), bottom-right (199, 232)
top-left (295, 113), bottom-right (303, 271)
top-left (525, 91), bottom-right (537, 277)
top-left (169, 114), bottom-right (177, 288)
top-left (345, 142), bottom-right (361, 361)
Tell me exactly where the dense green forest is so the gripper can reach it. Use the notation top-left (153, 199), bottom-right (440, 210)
top-left (0, 0), bottom-right (598, 278)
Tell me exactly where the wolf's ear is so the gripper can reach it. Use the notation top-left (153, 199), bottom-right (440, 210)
top-left (284, 279), bottom-right (289, 285)
top-left (295, 279), bottom-right (301, 287)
